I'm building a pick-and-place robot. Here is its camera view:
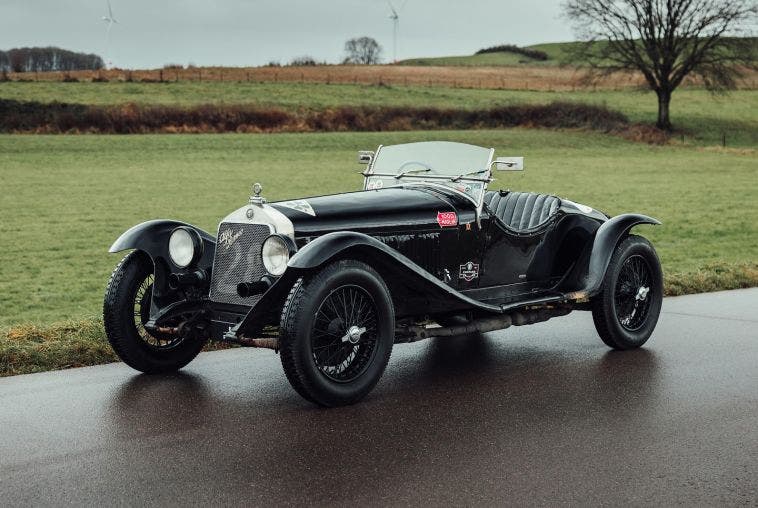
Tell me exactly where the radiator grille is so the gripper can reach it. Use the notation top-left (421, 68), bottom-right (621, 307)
top-left (210, 223), bottom-right (271, 306)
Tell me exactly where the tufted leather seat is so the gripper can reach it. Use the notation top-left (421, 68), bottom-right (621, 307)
top-left (484, 191), bottom-right (561, 231)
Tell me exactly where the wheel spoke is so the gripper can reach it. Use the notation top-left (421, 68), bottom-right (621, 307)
top-left (310, 284), bottom-right (379, 383)
top-left (614, 254), bottom-right (653, 331)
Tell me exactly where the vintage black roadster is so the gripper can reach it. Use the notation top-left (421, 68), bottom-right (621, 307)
top-left (104, 141), bottom-right (663, 406)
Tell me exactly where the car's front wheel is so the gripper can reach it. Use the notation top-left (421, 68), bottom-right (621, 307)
top-left (592, 234), bottom-right (663, 350)
top-left (279, 259), bottom-right (395, 407)
top-left (103, 251), bottom-right (205, 373)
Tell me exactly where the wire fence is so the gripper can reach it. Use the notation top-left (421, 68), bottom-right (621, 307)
top-left (3, 65), bottom-right (757, 92)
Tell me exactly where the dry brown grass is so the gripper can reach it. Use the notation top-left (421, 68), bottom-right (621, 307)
top-left (9, 65), bottom-right (758, 91)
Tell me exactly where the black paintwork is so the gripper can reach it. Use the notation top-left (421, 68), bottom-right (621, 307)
top-left (109, 183), bottom-right (660, 341)
top-left (109, 220), bottom-right (216, 315)
top-left (271, 187), bottom-right (476, 236)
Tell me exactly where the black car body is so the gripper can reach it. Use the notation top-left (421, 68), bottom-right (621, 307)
top-left (105, 141), bottom-right (663, 406)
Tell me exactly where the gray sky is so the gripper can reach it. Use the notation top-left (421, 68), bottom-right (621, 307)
top-left (0, 0), bottom-right (575, 68)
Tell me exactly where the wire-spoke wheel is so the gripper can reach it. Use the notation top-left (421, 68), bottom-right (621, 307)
top-left (592, 235), bottom-right (663, 350)
top-left (613, 255), bottom-right (653, 332)
top-left (104, 251), bottom-right (205, 373)
top-left (312, 285), bottom-right (379, 383)
top-left (279, 259), bottom-right (394, 407)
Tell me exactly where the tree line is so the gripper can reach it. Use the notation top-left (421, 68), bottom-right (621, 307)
top-left (0, 47), bottom-right (104, 73)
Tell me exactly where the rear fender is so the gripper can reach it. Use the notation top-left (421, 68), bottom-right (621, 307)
top-left (560, 214), bottom-right (660, 296)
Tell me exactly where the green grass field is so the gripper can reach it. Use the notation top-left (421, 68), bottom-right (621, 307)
top-left (2, 82), bottom-right (756, 146)
top-left (1, 130), bottom-right (756, 329)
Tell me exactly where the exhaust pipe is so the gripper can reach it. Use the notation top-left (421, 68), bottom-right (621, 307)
top-left (237, 337), bottom-right (279, 350)
top-left (397, 308), bottom-right (571, 342)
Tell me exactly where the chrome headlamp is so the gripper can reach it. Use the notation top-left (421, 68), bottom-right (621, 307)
top-left (168, 227), bottom-right (203, 268)
top-left (261, 234), bottom-right (292, 276)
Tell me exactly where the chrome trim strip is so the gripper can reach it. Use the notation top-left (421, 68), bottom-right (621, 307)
top-left (218, 204), bottom-right (295, 240)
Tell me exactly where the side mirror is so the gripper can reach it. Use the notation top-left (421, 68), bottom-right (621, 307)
top-left (358, 151), bottom-right (375, 165)
top-left (494, 156), bottom-right (524, 171)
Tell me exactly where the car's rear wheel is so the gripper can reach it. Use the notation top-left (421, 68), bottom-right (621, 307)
top-left (279, 259), bottom-right (395, 407)
top-left (592, 234), bottom-right (663, 350)
top-left (103, 251), bottom-right (205, 373)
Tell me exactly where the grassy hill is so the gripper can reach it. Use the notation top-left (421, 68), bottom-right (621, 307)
top-left (399, 38), bottom-right (757, 67)
top-left (399, 48), bottom-right (553, 67)
top-left (398, 42), bottom-right (581, 66)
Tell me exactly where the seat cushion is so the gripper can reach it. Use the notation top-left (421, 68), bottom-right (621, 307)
top-left (484, 191), bottom-right (561, 231)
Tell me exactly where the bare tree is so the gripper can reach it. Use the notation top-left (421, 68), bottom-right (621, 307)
top-left (344, 37), bottom-right (383, 65)
top-left (564, 0), bottom-right (757, 129)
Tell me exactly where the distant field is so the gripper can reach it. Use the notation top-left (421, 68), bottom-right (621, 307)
top-left (2, 81), bottom-right (756, 146)
top-left (0, 130), bottom-right (755, 328)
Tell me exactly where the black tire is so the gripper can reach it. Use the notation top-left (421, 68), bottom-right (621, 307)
top-left (279, 259), bottom-right (395, 407)
top-left (103, 251), bottom-right (205, 373)
top-left (592, 234), bottom-right (663, 350)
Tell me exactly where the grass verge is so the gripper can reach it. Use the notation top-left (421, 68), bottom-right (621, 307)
top-left (664, 262), bottom-right (758, 296)
top-left (3, 263), bottom-right (756, 377)
top-left (0, 319), bottom-right (116, 376)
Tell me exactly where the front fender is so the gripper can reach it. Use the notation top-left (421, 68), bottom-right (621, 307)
top-left (110, 220), bottom-right (216, 316)
top-left (563, 213), bottom-right (660, 296)
top-left (229, 231), bottom-right (502, 338)
top-left (109, 219), bottom-right (216, 267)
top-left (287, 231), bottom-right (397, 270)
top-left (288, 233), bottom-right (499, 314)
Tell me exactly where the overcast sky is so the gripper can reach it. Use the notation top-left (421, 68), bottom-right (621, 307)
top-left (0, 0), bottom-right (575, 68)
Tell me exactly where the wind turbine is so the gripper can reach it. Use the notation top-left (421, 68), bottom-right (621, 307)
top-left (102, 0), bottom-right (118, 68)
top-left (386, 0), bottom-right (407, 63)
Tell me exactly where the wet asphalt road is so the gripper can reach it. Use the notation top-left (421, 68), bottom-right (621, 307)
top-left (1, 289), bottom-right (757, 507)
